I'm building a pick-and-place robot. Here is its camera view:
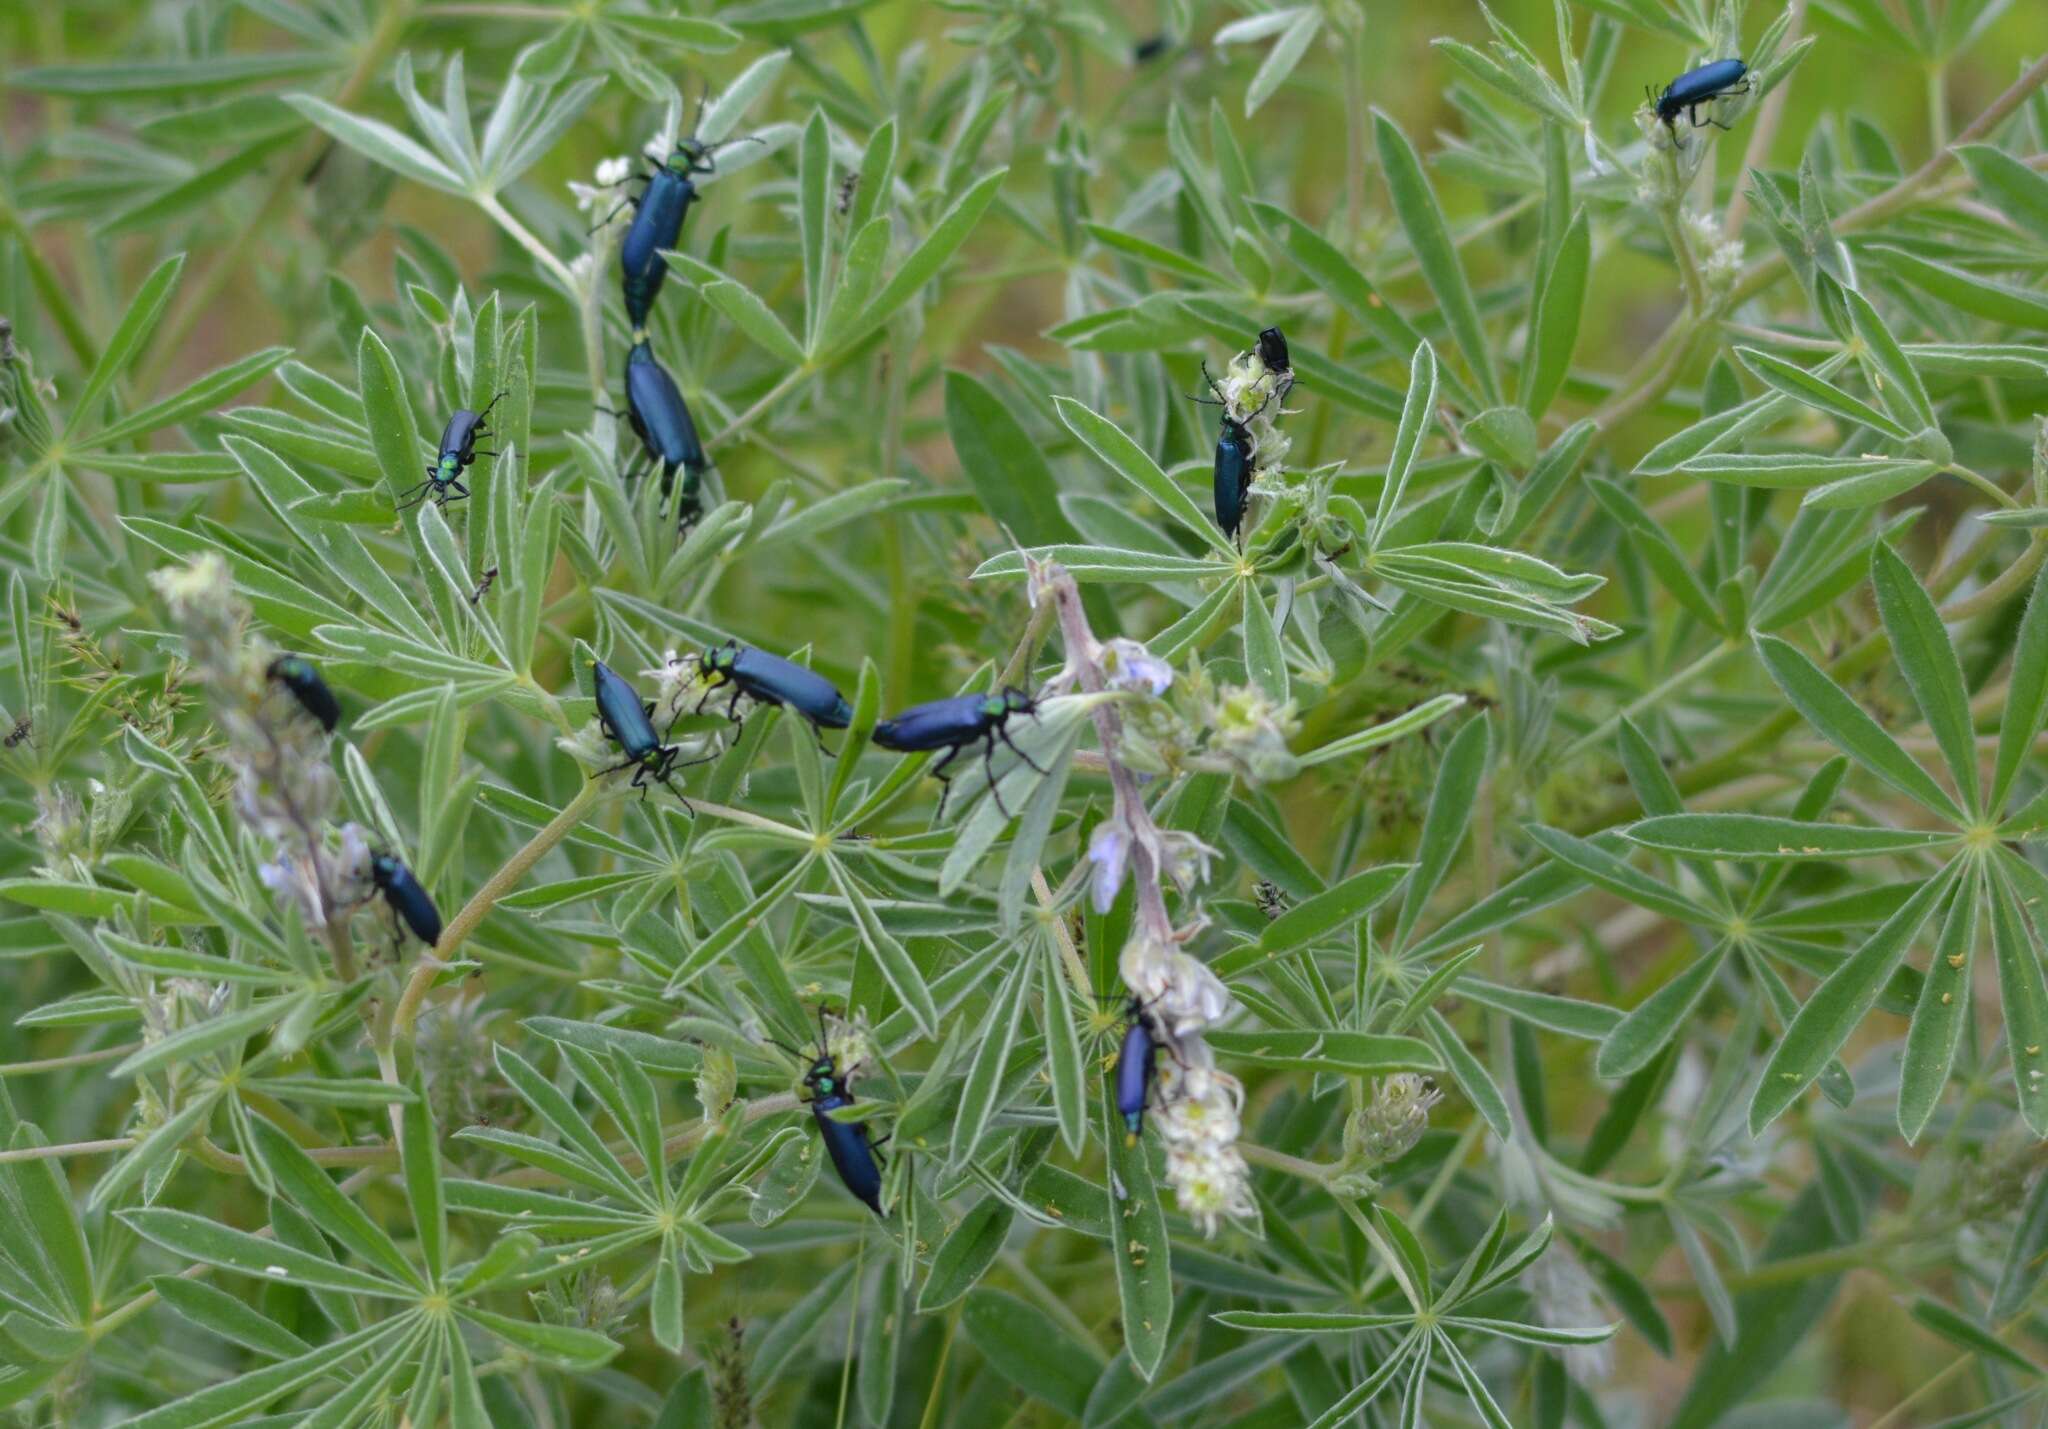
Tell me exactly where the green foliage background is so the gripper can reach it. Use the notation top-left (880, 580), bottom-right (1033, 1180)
top-left (5, 0), bottom-right (2048, 1424)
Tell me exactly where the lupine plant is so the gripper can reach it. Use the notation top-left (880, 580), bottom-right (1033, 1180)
top-left (3, 0), bottom-right (2048, 1423)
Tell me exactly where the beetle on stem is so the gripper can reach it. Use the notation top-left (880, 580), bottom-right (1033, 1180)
top-left (872, 687), bottom-right (1043, 819)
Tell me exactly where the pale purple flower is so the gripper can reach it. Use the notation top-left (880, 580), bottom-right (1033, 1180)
top-left (1086, 819), bottom-right (1132, 914)
top-left (1099, 638), bottom-right (1173, 697)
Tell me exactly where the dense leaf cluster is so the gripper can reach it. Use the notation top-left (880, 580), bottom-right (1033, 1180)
top-left (4, 0), bottom-right (2048, 1424)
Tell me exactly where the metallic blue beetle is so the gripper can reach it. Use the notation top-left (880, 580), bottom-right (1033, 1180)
top-left (804, 1046), bottom-right (885, 1218)
top-left (1114, 996), bottom-right (1166, 1147)
top-left (591, 659), bottom-right (698, 802)
top-left (1650, 58), bottom-right (1750, 135)
top-left (622, 342), bottom-right (709, 529)
top-left (400, 392), bottom-right (504, 511)
top-left (605, 123), bottom-right (761, 328)
top-left (369, 853), bottom-right (441, 948)
top-left (871, 688), bottom-right (1043, 818)
top-left (267, 655), bottom-right (339, 733)
top-left (693, 641), bottom-right (853, 739)
top-left (1192, 361), bottom-right (1277, 544)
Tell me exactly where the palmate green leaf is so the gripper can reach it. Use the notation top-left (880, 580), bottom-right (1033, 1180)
top-left (1625, 813), bottom-right (1958, 860)
top-left (1988, 862), bottom-right (2048, 1136)
top-left (1898, 868), bottom-right (1979, 1143)
top-left (1300, 693), bottom-right (1465, 769)
top-left (121, 1317), bottom-right (407, 1429)
top-left (1205, 1030), bottom-right (1440, 1075)
top-left (1055, 397), bottom-right (1231, 555)
top-left (1749, 868), bottom-right (1951, 1133)
top-left (1954, 144), bottom-right (2048, 244)
top-left (1373, 111), bottom-right (1500, 404)
top-left (834, 167), bottom-right (1007, 352)
top-left (1756, 633), bottom-right (1965, 820)
top-left (1734, 346), bottom-right (1912, 441)
top-left (1, 1126), bottom-right (93, 1321)
top-left (1871, 245), bottom-right (2048, 330)
top-left (918, 1195), bottom-right (1013, 1312)
top-left (1372, 342), bottom-right (1438, 546)
top-left (459, 1305), bottom-right (620, 1370)
top-left (1395, 714), bottom-right (1489, 947)
top-left (121, 1207), bottom-right (414, 1298)
top-left (1522, 207), bottom-right (1589, 421)
top-left (1099, 1086), bottom-right (1172, 1381)
top-left (1215, 863), bottom-right (1410, 975)
top-left (1995, 560), bottom-right (2048, 814)
top-left (945, 371), bottom-right (1080, 549)
top-left (61, 253), bottom-right (183, 440)
top-left (1598, 945), bottom-right (1728, 1079)
top-left (973, 543), bottom-right (1218, 583)
top-left (284, 93), bottom-right (465, 193)
top-left (1871, 541), bottom-right (1979, 817)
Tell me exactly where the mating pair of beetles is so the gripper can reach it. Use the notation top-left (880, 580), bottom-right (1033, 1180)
top-left (588, 645), bottom-right (1044, 817)
top-left (600, 113), bottom-right (761, 529)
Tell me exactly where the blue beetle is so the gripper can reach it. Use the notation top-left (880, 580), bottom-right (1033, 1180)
top-left (400, 392), bottom-right (505, 511)
top-left (622, 341), bottom-right (710, 529)
top-left (1114, 996), bottom-right (1166, 1147)
top-left (804, 1047), bottom-right (885, 1218)
top-left (368, 852), bottom-right (441, 948)
top-left (606, 122), bottom-right (763, 329)
top-left (590, 659), bottom-right (700, 802)
top-left (1650, 58), bottom-right (1750, 136)
top-left (1191, 361), bottom-right (1276, 544)
top-left (772, 1009), bottom-right (886, 1217)
top-left (871, 688), bottom-right (1043, 818)
top-left (267, 655), bottom-right (340, 733)
top-left (693, 641), bottom-right (853, 742)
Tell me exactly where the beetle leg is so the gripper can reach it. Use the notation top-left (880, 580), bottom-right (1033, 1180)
top-left (927, 743), bottom-right (964, 819)
top-left (997, 721), bottom-right (1047, 776)
top-left (810, 723), bottom-right (837, 758)
top-left (440, 480), bottom-right (471, 507)
top-left (981, 731), bottom-right (1013, 820)
top-left (727, 684), bottom-right (746, 724)
top-left (587, 194), bottom-right (634, 232)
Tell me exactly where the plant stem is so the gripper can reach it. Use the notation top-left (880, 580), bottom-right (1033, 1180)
top-left (0, 1136), bottom-right (133, 1164)
top-left (393, 776), bottom-right (605, 1040)
top-left (0, 1042), bottom-right (136, 1077)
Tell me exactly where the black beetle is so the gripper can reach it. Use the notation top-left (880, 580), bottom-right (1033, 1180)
top-left (267, 655), bottom-right (340, 733)
top-left (693, 641), bottom-right (853, 741)
top-left (1256, 326), bottom-right (1290, 376)
top-left (871, 688), bottom-right (1043, 818)
top-left (1649, 58), bottom-right (1750, 136)
top-left (1192, 362), bottom-right (1276, 544)
top-left (369, 852), bottom-right (441, 948)
top-left (400, 392), bottom-right (505, 511)
top-left (591, 659), bottom-right (699, 802)
top-left (622, 341), bottom-right (710, 529)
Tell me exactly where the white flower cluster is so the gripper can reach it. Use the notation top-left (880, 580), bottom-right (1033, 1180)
top-left (1216, 340), bottom-right (1293, 486)
top-left (568, 155), bottom-right (634, 218)
top-left (1120, 933), bottom-right (1251, 1235)
top-left (1684, 208), bottom-right (1745, 290)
